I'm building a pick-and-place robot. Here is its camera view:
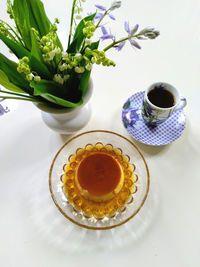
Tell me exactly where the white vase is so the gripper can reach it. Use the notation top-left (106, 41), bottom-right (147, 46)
top-left (35, 79), bottom-right (93, 134)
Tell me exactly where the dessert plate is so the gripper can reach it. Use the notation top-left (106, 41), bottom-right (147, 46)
top-left (122, 91), bottom-right (186, 146)
top-left (49, 130), bottom-right (150, 230)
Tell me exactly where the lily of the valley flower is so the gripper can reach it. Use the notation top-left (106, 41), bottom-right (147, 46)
top-left (53, 74), bottom-right (64, 85)
top-left (75, 66), bottom-right (85, 73)
top-left (34, 76), bottom-right (41, 82)
top-left (75, 14), bottom-right (82, 20)
top-left (63, 74), bottom-right (70, 81)
top-left (62, 52), bottom-right (68, 60)
top-left (85, 38), bottom-right (91, 45)
top-left (85, 63), bottom-right (93, 71)
top-left (75, 53), bottom-right (82, 59)
top-left (48, 47), bottom-right (61, 61)
top-left (59, 63), bottom-right (68, 71)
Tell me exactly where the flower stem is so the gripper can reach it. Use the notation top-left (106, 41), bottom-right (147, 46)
top-left (0, 19), bottom-right (24, 46)
top-left (103, 34), bottom-right (139, 52)
top-left (95, 9), bottom-right (109, 29)
top-left (0, 89), bottom-right (35, 99)
top-left (103, 36), bottom-right (128, 51)
top-left (6, 25), bottom-right (24, 46)
top-left (68, 0), bottom-right (77, 48)
top-left (0, 95), bottom-right (42, 103)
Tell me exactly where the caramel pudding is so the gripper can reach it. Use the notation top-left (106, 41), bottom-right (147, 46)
top-left (63, 144), bottom-right (134, 217)
top-left (75, 152), bottom-right (124, 202)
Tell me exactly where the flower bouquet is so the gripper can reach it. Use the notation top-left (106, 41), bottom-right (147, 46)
top-left (0, 0), bottom-right (159, 108)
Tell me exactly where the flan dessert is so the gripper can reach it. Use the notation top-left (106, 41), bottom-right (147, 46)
top-left (63, 144), bottom-right (134, 217)
top-left (75, 152), bottom-right (124, 202)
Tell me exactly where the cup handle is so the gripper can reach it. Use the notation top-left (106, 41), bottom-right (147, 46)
top-left (175, 97), bottom-right (187, 111)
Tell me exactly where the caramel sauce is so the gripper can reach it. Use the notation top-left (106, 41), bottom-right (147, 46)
top-left (77, 152), bottom-right (121, 197)
top-left (62, 144), bottom-right (135, 217)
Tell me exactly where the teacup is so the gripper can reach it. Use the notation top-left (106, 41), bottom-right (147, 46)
top-left (141, 82), bottom-right (187, 126)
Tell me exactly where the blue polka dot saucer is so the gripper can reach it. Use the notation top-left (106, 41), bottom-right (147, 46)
top-left (122, 91), bottom-right (186, 146)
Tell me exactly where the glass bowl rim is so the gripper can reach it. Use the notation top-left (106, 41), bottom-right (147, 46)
top-left (49, 130), bottom-right (150, 230)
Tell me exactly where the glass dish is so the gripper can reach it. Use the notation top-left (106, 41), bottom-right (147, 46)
top-left (49, 130), bottom-right (150, 230)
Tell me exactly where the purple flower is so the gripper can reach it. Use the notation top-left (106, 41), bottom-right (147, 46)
top-left (100, 26), bottom-right (115, 41)
top-left (124, 21), bottom-right (141, 49)
top-left (0, 99), bottom-right (9, 116)
top-left (122, 108), bottom-right (140, 128)
top-left (94, 4), bottom-right (116, 22)
top-left (124, 21), bottom-right (130, 34)
top-left (115, 41), bottom-right (126, 51)
top-left (131, 24), bottom-right (139, 35)
top-left (100, 34), bottom-right (115, 41)
top-left (95, 12), bottom-right (115, 21)
top-left (108, 13), bottom-right (115, 20)
top-left (124, 21), bottom-right (139, 36)
top-left (130, 39), bottom-right (141, 49)
top-left (129, 110), bottom-right (139, 126)
top-left (101, 26), bottom-right (108, 35)
top-left (95, 4), bottom-right (106, 11)
top-left (95, 13), bottom-right (103, 20)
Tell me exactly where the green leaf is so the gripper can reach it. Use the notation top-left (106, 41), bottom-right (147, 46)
top-left (13, 0), bottom-right (63, 52)
top-left (0, 53), bottom-right (32, 94)
top-left (30, 80), bottom-right (83, 108)
top-left (122, 119), bottom-right (128, 128)
top-left (26, 0), bottom-right (52, 37)
top-left (0, 70), bottom-right (25, 93)
top-left (89, 40), bottom-right (100, 50)
top-left (28, 0), bottom-right (63, 51)
top-left (78, 70), bottom-right (91, 96)
top-left (0, 33), bottom-right (30, 58)
top-left (0, 33), bottom-right (52, 79)
top-left (123, 101), bottom-right (130, 110)
top-left (13, 0), bottom-right (32, 50)
top-left (37, 93), bottom-right (83, 108)
top-left (67, 13), bottom-right (96, 53)
top-left (53, 48), bottom-right (62, 66)
top-left (55, 36), bottom-right (63, 51)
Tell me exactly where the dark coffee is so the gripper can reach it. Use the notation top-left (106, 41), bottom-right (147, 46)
top-left (147, 86), bottom-right (175, 108)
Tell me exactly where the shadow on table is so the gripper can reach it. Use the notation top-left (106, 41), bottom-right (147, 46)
top-left (132, 138), bottom-right (171, 156)
top-left (59, 133), bottom-right (74, 144)
top-left (25, 167), bottom-right (161, 255)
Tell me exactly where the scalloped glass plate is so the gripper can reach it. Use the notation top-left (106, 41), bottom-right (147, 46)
top-left (49, 130), bottom-right (150, 230)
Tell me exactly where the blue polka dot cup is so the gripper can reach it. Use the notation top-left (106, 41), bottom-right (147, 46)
top-left (141, 82), bottom-right (187, 126)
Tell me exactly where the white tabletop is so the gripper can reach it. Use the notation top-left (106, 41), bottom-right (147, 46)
top-left (1, 0), bottom-right (200, 266)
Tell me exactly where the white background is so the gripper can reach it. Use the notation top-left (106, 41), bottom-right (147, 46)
top-left (0, 0), bottom-right (200, 266)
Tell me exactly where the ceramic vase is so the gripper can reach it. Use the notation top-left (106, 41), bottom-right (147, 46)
top-left (35, 79), bottom-right (93, 134)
